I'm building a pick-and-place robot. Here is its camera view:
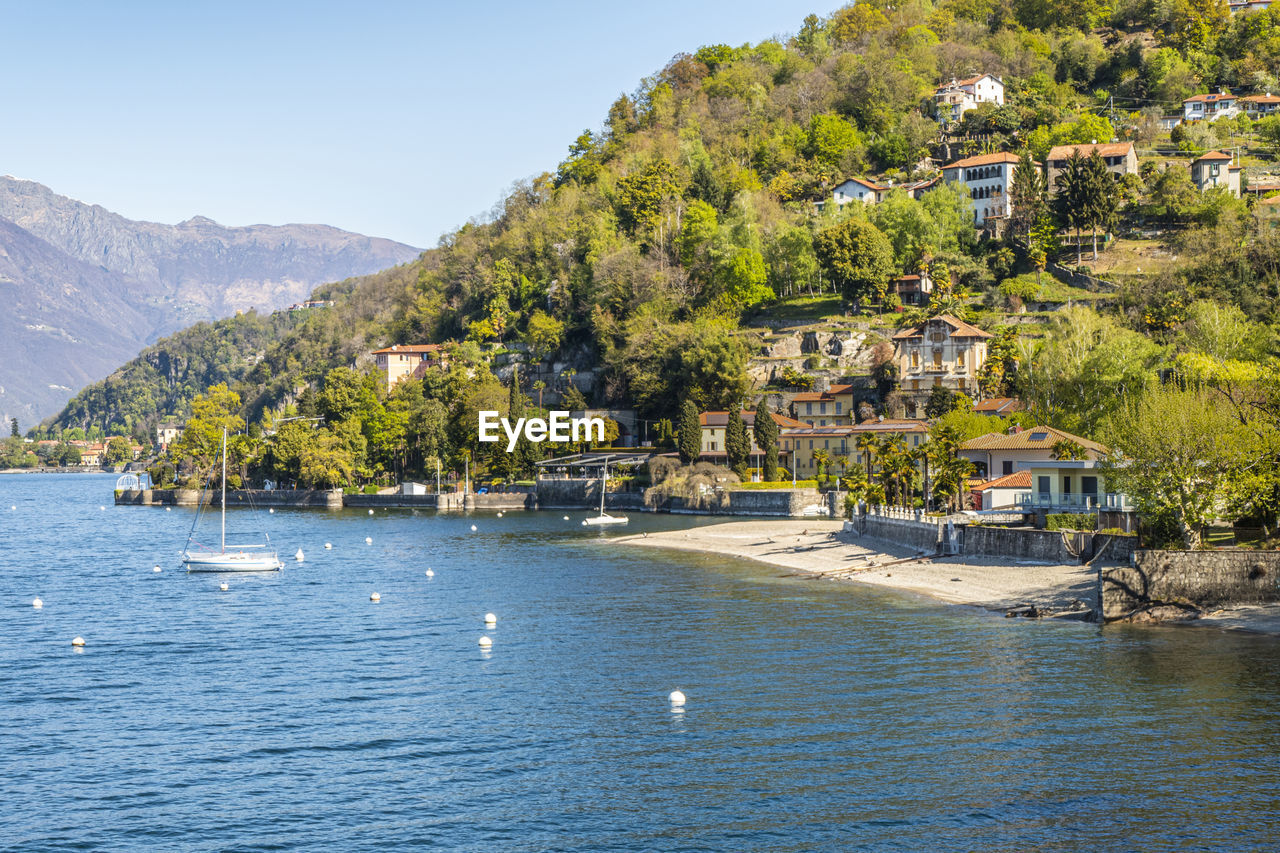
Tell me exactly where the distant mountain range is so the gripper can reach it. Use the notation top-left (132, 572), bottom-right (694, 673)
top-left (0, 176), bottom-right (421, 428)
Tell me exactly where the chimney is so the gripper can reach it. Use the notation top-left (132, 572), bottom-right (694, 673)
top-left (1006, 424), bottom-right (1023, 435)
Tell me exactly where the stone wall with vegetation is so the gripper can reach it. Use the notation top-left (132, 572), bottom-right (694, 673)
top-left (1101, 550), bottom-right (1280, 621)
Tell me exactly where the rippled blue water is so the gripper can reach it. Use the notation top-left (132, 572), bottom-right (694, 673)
top-left (2, 473), bottom-right (1278, 851)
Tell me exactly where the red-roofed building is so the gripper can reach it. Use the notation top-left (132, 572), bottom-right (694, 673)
top-left (970, 470), bottom-right (1031, 510)
top-left (1191, 150), bottom-right (1241, 197)
top-left (789, 384), bottom-right (857, 426)
top-left (972, 397), bottom-right (1024, 416)
top-left (941, 152), bottom-right (1026, 226)
top-left (698, 410), bottom-right (810, 456)
top-left (1183, 92), bottom-right (1238, 122)
top-left (1046, 142), bottom-right (1137, 193)
top-left (933, 74), bottom-right (1003, 124)
top-left (892, 315), bottom-right (992, 416)
top-left (1240, 92), bottom-right (1280, 117)
top-left (372, 344), bottom-right (449, 391)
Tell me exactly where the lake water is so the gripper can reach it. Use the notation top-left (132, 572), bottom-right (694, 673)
top-left (1, 473), bottom-right (1278, 851)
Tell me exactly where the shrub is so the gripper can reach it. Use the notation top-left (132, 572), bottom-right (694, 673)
top-left (362, 484), bottom-right (380, 494)
top-left (734, 479), bottom-right (819, 490)
top-left (1046, 513), bottom-right (1096, 531)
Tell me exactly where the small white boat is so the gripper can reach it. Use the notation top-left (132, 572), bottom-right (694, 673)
top-left (182, 428), bottom-right (282, 572)
top-left (583, 456), bottom-right (628, 526)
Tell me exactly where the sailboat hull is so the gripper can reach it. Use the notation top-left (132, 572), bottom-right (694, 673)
top-left (183, 552), bottom-right (283, 572)
top-left (583, 514), bottom-right (628, 526)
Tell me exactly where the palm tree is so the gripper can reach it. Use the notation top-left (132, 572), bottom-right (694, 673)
top-left (812, 448), bottom-right (831, 483)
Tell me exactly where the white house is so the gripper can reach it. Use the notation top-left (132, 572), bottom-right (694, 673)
top-left (1191, 150), bottom-right (1242, 197)
top-left (1240, 93), bottom-right (1280, 117)
top-left (933, 74), bottom-right (1004, 125)
top-left (940, 151), bottom-right (1023, 226)
top-left (828, 177), bottom-right (884, 207)
top-left (1183, 92), bottom-right (1238, 122)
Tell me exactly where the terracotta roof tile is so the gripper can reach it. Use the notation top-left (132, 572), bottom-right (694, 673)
top-left (973, 470), bottom-right (1032, 491)
top-left (943, 152), bottom-right (1021, 169)
top-left (891, 315), bottom-right (993, 340)
top-left (959, 425), bottom-right (1107, 453)
top-left (1046, 142), bottom-right (1135, 161)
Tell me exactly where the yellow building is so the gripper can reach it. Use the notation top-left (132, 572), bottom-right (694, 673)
top-left (782, 419), bottom-right (929, 477)
top-left (789, 384), bottom-right (857, 426)
top-left (372, 344), bottom-right (448, 392)
top-left (699, 410), bottom-right (810, 456)
top-left (893, 315), bottom-right (992, 417)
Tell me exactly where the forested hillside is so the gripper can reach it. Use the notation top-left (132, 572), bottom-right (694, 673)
top-left (39, 0), bottom-right (1280, 510)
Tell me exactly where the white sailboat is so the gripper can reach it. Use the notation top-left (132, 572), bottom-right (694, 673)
top-left (583, 456), bottom-right (628, 526)
top-left (182, 428), bottom-right (283, 572)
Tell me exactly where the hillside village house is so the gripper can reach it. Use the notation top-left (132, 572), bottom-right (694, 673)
top-left (892, 315), bottom-right (992, 416)
top-left (933, 74), bottom-right (1004, 124)
top-left (940, 152), bottom-right (1023, 226)
top-left (1045, 142), bottom-right (1138, 193)
top-left (1191, 150), bottom-right (1242, 196)
top-left (790, 384), bottom-right (857, 426)
top-left (373, 344), bottom-right (448, 392)
top-left (1183, 92), bottom-right (1238, 122)
top-left (1240, 93), bottom-right (1280, 117)
top-left (698, 410), bottom-right (810, 456)
top-left (156, 423), bottom-right (183, 450)
top-left (972, 396), bottom-right (1023, 417)
top-left (820, 176), bottom-right (940, 211)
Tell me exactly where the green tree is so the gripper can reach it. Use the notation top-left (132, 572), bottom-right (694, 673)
top-left (753, 407), bottom-right (779, 482)
top-left (525, 310), bottom-right (565, 361)
top-left (678, 398), bottom-right (701, 464)
top-left (1102, 384), bottom-right (1249, 549)
top-left (104, 436), bottom-right (132, 464)
top-left (814, 218), bottom-right (895, 305)
top-left (174, 384), bottom-right (246, 482)
top-left (1009, 153), bottom-right (1048, 245)
top-left (615, 159), bottom-right (679, 242)
top-left (725, 407), bottom-right (751, 479)
top-left (1081, 151), bottom-right (1119, 260)
top-left (925, 386), bottom-right (958, 418)
top-left (9, 418), bottom-right (17, 438)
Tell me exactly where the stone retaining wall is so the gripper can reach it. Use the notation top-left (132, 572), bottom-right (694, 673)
top-left (844, 515), bottom-right (944, 553)
top-left (1101, 550), bottom-right (1280, 620)
top-left (962, 525), bottom-right (1087, 564)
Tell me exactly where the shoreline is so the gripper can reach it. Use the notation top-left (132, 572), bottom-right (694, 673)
top-left (617, 519), bottom-right (1280, 636)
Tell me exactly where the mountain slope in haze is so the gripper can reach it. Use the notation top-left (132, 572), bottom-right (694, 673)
top-left (0, 218), bottom-right (153, 425)
top-left (0, 176), bottom-right (422, 428)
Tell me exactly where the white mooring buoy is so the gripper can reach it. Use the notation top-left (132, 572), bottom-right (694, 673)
top-left (369, 509), bottom-right (374, 515)
top-left (563, 515), bottom-right (570, 521)
top-left (496, 511), bottom-right (503, 518)
top-left (669, 690), bottom-right (686, 707)
top-left (219, 582), bottom-right (229, 591)
top-left (425, 569), bottom-right (434, 577)
top-left (153, 566), bottom-right (162, 573)
top-left (370, 592), bottom-right (381, 602)
top-left (295, 548), bottom-right (305, 562)
top-left (165, 507), bottom-right (171, 512)
top-left (9, 505), bottom-right (15, 511)
top-left (478, 635), bottom-right (492, 648)
top-left (470, 524), bottom-right (477, 532)
top-left (71, 636), bottom-right (85, 647)
top-left (365, 536), bottom-right (372, 545)
top-left (484, 613), bottom-right (497, 626)
top-left (269, 508), bottom-right (274, 514)
top-left (324, 542), bottom-right (332, 550)
top-left (99, 506), bottom-right (106, 511)
top-left (32, 597), bottom-right (43, 609)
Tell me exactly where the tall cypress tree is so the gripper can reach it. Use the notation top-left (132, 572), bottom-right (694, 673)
top-left (678, 399), bottom-right (701, 465)
top-left (725, 408), bottom-right (750, 479)
top-left (753, 407), bottom-right (779, 482)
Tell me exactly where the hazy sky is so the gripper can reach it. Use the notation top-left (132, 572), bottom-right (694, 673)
top-left (2, 1), bottom-right (831, 248)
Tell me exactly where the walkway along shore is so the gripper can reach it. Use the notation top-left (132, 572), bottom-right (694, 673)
top-left (616, 519), bottom-right (1280, 636)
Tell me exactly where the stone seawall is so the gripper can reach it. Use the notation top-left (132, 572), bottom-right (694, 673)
top-left (963, 526), bottom-right (1087, 564)
top-left (843, 515), bottom-right (944, 553)
top-left (1101, 550), bottom-right (1280, 621)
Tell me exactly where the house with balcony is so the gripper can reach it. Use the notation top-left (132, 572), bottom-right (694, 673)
top-left (1183, 92), bottom-right (1239, 122)
top-left (940, 152), bottom-right (1026, 227)
top-left (1190, 150), bottom-right (1241, 197)
top-left (933, 74), bottom-right (1004, 125)
top-left (1240, 93), bottom-right (1280, 117)
top-left (892, 315), bottom-right (992, 416)
top-left (372, 344), bottom-right (449, 392)
top-left (790, 384), bottom-right (857, 426)
top-left (1045, 142), bottom-right (1137, 193)
top-left (958, 424), bottom-right (1105, 479)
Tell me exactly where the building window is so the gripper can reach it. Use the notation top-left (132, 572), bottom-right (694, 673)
top-left (1002, 461), bottom-right (1013, 476)
top-left (957, 351), bottom-right (966, 369)
top-left (835, 402), bottom-right (843, 414)
top-left (911, 351), bottom-right (919, 369)
top-left (809, 440), bottom-right (813, 450)
top-left (933, 350), bottom-right (943, 370)
top-left (820, 402), bottom-right (827, 414)
top-left (805, 403), bottom-right (812, 415)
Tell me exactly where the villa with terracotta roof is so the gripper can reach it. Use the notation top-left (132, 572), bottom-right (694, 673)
top-left (970, 470), bottom-right (1031, 511)
top-left (1190, 150), bottom-right (1241, 197)
top-left (940, 152), bottom-right (1027, 226)
top-left (372, 344), bottom-right (449, 391)
top-left (790, 384), bottom-right (857, 426)
top-left (892, 315), bottom-right (992, 416)
top-left (958, 425), bottom-right (1129, 513)
top-left (1183, 92), bottom-right (1238, 122)
top-left (1045, 142), bottom-right (1137, 193)
top-left (933, 74), bottom-right (1003, 124)
top-left (1240, 92), bottom-right (1280, 117)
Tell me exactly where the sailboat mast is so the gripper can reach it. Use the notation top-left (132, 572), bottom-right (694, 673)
top-left (221, 427), bottom-right (227, 554)
top-left (600, 457), bottom-right (607, 515)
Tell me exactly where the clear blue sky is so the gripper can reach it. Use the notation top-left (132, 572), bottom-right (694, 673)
top-left (2, 1), bottom-right (833, 248)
